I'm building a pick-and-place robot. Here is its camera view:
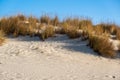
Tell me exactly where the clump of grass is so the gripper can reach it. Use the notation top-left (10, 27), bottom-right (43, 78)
top-left (88, 35), bottom-right (116, 58)
top-left (13, 24), bottom-right (29, 37)
top-left (79, 19), bottom-right (94, 39)
top-left (79, 19), bottom-right (92, 28)
top-left (66, 26), bottom-right (80, 39)
top-left (28, 16), bottom-right (39, 24)
top-left (0, 16), bottom-right (19, 35)
top-left (94, 25), bottom-right (104, 35)
top-left (40, 25), bottom-right (55, 40)
top-left (40, 15), bottom-right (51, 25)
top-left (108, 24), bottom-right (117, 35)
top-left (116, 28), bottom-right (120, 40)
top-left (60, 19), bottom-right (93, 40)
top-left (58, 22), bottom-right (69, 34)
top-left (0, 18), bottom-right (13, 34)
top-left (0, 30), bottom-right (5, 45)
top-left (27, 16), bottom-right (39, 36)
top-left (17, 14), bottom-right (26, 21)
top-left (63, 18), bottom-right (80, 27)
top-left (51, 16), bottom-right (59, 26)
top-left (95, 23), bottom-right (118, 36)
top-left (0, 15), bottom-right (37, 37)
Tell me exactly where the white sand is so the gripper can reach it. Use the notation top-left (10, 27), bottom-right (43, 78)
top-left (0, 34), bottom-right (120, 80)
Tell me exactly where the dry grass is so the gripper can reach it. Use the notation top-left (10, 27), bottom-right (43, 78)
top-left (116, 28), bottom-right (120, 40)
top-left (94, 25), bottom-right (104, 35)
top-left (108, 24), bottom-right (117, 35)
top-left (0, 14), bottom-right (120, 58)
top-left (0, 16), bottom-right (20, 35)
top-left (79, 19), bottom-right (92, 28)
top-left (28, 16), bottom-right (39, 24)
top-left (88, 35), bottom-right (116, 58)
top-left (0, 16), bottom-right (37, 37)
top-left (40, 25), bottom-right (55, 40)
top-left (17, 14), bottom-right (26, 21)
top-left (40, 15), bottom-right (51, 25)
top-left (51, 16), bottom-right (59, 26)
top-left (63, 18), bottom-right (80, 27)
top-left (66, 26), bottom-right (80, 39)
top-left (57, 22), bottom-right (70, 34)
top-left (78, 19), bottom-right (94, 39)
top-left (0, 30), bottom-right (5, 45)
top-left (95, 23), bottom-right (118, 36)
top-left (27, 16), bottom-right (39, 36)
top-left (13, 24), bottom-right (29, 37)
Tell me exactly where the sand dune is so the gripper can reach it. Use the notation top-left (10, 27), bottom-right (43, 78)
top-left (0, 34), bottom-right (120, 80)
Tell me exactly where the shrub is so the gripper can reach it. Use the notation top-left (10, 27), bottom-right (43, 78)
top-left (88, 35), bottom-right (116, 58)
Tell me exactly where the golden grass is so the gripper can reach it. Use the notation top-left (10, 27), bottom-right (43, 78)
top-left (40, 25), bottom-right (55, 40)
top-left (116, 28), bottom-right (120, 40)
top-left (51, 16), bottom-right (59, 26)
top-left (0, 14), bottom-right (120, 58)
top-left (0, 16), bottom-right (37, 37)
top-left (40, 15), bottom-right (51, 25)
top-left (63, 18), bottom-right (80, 27)
top-left (88, 35), bottom-right (116, 58)
top-left (17, 14), bottom-right (26, 21)
top-left (61, 22), bottom-right (69, 34)
top-left (0, 30), bottom-right (5, 45)
top-left (95, 23), bottom-right (118, 35)
top-left (66, 26), bottom-right (80, 39)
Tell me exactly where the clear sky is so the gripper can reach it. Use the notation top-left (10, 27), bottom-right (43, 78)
top-left (0, 0), bottom-right (120, 25)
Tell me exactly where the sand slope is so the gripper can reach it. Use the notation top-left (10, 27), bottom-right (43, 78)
top-left (0, 35), bottom-right (120, 80)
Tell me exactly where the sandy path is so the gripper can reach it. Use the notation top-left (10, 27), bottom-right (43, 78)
top-left (0, 35), bottom-right (120, 80)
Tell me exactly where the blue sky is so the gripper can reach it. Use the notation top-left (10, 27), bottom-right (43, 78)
top-left (0, 0), bottom-right (120, 25)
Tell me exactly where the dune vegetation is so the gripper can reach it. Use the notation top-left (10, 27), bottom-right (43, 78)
top-left (0, 14), bottom-right (120, 58)
top-left (0, 30), bottom-right (5, 45)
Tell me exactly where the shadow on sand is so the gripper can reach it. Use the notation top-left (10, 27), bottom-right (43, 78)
top-left (7, 35), bottom-right (41, 42)
top-left (7, 34), bottom-right (120, 58)
top-left (46, 34), bottom-right (99, 56)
